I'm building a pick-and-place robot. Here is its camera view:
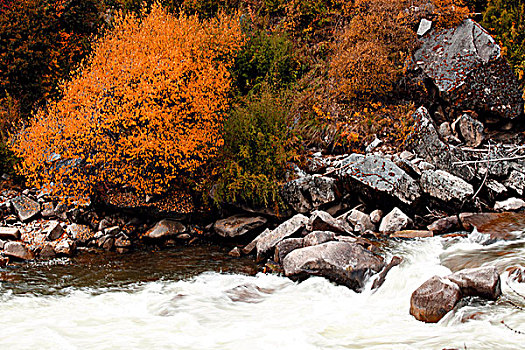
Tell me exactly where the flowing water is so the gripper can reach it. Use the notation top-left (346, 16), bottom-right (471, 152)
top-left (1, 230), bottom-right (524, 349)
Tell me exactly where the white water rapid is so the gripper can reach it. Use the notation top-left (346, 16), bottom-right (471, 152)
top-left (1, 232), bottom-right (524, 349)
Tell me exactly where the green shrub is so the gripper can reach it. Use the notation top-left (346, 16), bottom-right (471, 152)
top-left (215, 92), bottom-right (295, 208)
top-left (232, 30), bottom-right (303, 96)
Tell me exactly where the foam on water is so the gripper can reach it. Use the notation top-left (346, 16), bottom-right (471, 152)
top-left (0, 235), bottom-right (524, 349)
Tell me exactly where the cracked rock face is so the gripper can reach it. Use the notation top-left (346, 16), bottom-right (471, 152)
top-left (412, 19), bottom-right (523, 120)
top-left (281, 175), bottom-right (338, 214)
top-left (420, 170), bottom-right (474, 203)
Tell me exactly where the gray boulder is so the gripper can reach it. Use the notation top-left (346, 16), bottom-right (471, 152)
top-left (255, 214), bottom-right (308, 261)
top-left (447, 266), bottom-right (501, 300)
top-left (343, 209), bottom-right (375, 234)
top-left (214, 215), bottom-right (267, 238)
top-left (504, 170), bottom-right (525, 195)
top-left (494, 197), bottom-right (525, 211)
top-left (379, 208), bottom-right (412, 233)
top-left (11, 195), bottom-right (41, 222)
top-left (307, 210), bottom-right (347, 234)
top-left (281, 175), bottom-right (338, 213)
top-left (0, 227), bottom-right (21, 240)
top-left (282, 241), bottom-right (385, 292)
top-left (274, 238), bottom-right (304, 263)
top-left (334, 154), bottom-right (421, 205)
top-left (412, 19), bottom-right (523, 120)
top-left (3, 241), bottom-right (34, 260)
top-left (303, 231), bottom-right (336, 247)
top-left (44, 221), bottom-right (65, 241)
top-left (408, 107), bottom-right (475, 181)
top-left (410, 276), bottom-right (461, 323)
top-left (420, 170), bottom-right (474, 203)
top-left (144, 219), bottom-right (186, 239)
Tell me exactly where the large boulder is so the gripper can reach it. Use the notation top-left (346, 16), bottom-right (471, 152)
top-left (420, 170), bottom-right (474, 203)
top-left (341, 209), bottom-right (375, 234)
top-left (303, 231), bottom-right (336, 247)
top-left (281, 175), bottom-right (339, 213)
top-left (334, 154), bottom-right (421, 205)
top-left (447, 266), bottom-right (501, 300)
top-left (11, 195), bottom-right (41, 222)
top-left (504, 170), bottom-right (525, 196)
top-left (282, 241), bottom-right (385, 292)
top-left (274, 238), bottom-right (304, 263)
top-left (408, 107), bottom-right (475, 181)
top-left (255, 214), bottom-right (308, 261)
top-left (410, 276), bottom-right (461, 323)
top-left (307, 210), bottom-right (347, 234)
top-left (494, 197), bottom-right (525, 211)
top-left (214, 215), bottom-right (267, 238)
top-left (459, 212), bottom-right (525, 240)
top-left (3, 241), bottom-right (35, 260)
top-left (0, 227), bottom-right (21, 240)
top-left (412, 19), bottom-right (523, 120)
top-left (144, 219), bottom-right (186, 240)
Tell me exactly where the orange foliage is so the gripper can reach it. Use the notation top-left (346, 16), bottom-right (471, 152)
top-left (14, 3), bottom-right (243, 202)
top-left (432, 0), bottom-right (470, 29)
top-left (329, 0), bottom-right (417, 102)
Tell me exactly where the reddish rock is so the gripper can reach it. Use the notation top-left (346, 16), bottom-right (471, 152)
top-left (39, 244), bottom-right (56, 259)
top-left (144, 219), bottom-right (186, 239)
top-left (427, 216), bottom-right (460, 234)
top-left (410, 276), bottom-right (461, 323)
top-left (459, 212), bottom-right (525, 240)
top-left (447, 266), bottom-right (501, 300)
top-left (228, 247), bottom-right (242, 257)
top-left (391, 230), bottom-right (433, 239)
top-left (44, 221), bottom-right (64, 241)
top-left (0, 227), bottom-right (21, 240)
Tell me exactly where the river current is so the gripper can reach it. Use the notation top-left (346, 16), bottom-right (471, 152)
top-left (1, 230), bottom-right (524, 349)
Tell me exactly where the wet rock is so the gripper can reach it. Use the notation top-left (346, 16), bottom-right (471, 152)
top-left (408, 107), bottom-right (474, 181)
top-left (454, 114), bottom-right (484, 147)
top-left (447, 266), bottom-right (501, 300)
top-left (307, 210), bottom-right (347, 234)
top-left (334, 154), bottom-right (421, 205)
top-left (144, 219), bottom-right (186, 239)
top-left (214, 215), bottom-right (267, 238)
top-left (0, 227), bottom-right (21, 240)
top-left (274, 238), bottom-right (304, 263)
top-left (343, 209), bottom-right (375, 234)
top-left (459, 212), bottom-right (525, 240)
top-left (3, 241), bottom-right (34, 260)
top-left (412, 19), bottom-right (523, 120)
top-left (420, 170), bottom-right (474, 203)
top-left (11, 195), bottom-right (41, 222)
top-left (44, 221), bottom-right (64, 241)
top-left (372, 256), bottom-right (403, 290)
top-left (303, 231), bottom-right (336, 247)
top-left (39, 244), bottom-right (56, 258)
top-left (55, 239), bottom-right (76, 256)
top-left (504, 170), bottom-right (525, 195)
top-left (369, 209), bottom-right (383, 224)
top-left (379, 208), bottom-right (413, 233)
top-left (391, 230), bottom-right (433, 239)
top-left (281, 175), bottom-right (338, 213)
top-left (494, 197), bottom-right (525, 211)
top-left (427, 216), bottom-right (461, 234)
top-left (41, 202), bottom-right (55, 217)
top-left (410, 276), bottom-right (461, 323)
top-left (282, 241), bottom-right (385, 292)
top-left (255, 214), bottom-right (308, 261)
top-left (228, 247), bottom-right (242, 257)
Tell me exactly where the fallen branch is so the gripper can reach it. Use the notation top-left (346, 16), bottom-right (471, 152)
top-left (453, 155), bottom-right (525, 165)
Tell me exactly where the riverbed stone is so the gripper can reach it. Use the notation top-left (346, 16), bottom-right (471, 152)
top-left (55, 239), bottom-right (76, 256)
top-left (447, 266), bottom-right (501, 300)
top-left (379, 208), bottom-right (412, 234)
top-left (214, 215), bottom-right (267, 238)
top-left (44, 221), bottom-right (65, 241)
top-left (144, 219), bottom-right (186, 240)
top-left (334, 154), bottom-right (421, 205)
top-left (274, 238), bottom-right (304, 263)
top-left (303, 231), bottom-right (336, 247)
top-left (459, 212), bottom-right (525, 240)
top-left (412, 19), bottom-right (523, 120)
top-left (307, 210), bottom-right (347, 234)
top-left (391, 230), bottom-right (433, 239)
top-left (427, 216), bottom-right (461, 234)
top-left (370, 209), bottom-right (383, 224)
top-left (504, 170), bottom-right (525, 196)
top-left (3, 241), bottom-right (34, 260)
top-left (410, 276), bottom-right (462, 323)
top-left (255, 214), bottom-right (308, 261)
top-left (420, 170), bottom-right (474, 203)
top-left (282, 241), bottom-right (385, 292)
top-left (494, 197), bottom-right (525, 211)
top-left (372, 256), bottom-right (403, 290)
top-left (343, 209), bottom-right (375, 234)
top-left (11, 195), bottom-right (41, 222)
top-left (0, 227), bottom-right (21, 240)
top-left (67, 224), bottom-right (94, 244)
top-left (39, 243), bottom-right (56, 258)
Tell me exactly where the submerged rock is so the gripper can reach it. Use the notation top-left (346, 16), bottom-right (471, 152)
top-left (410, 276), bottom-right (461, 323)
top-left (427, 216), bottom-right (461, 234)
top-left (282, 241), bottom-right (384, 292)
top-left (214, 215), bottom-right (267, 238)
top-left (459, 212), bottom-right (525, 240)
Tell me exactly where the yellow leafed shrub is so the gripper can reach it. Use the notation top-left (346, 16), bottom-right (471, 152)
top-left (14, 3), bottom-right (243, 201)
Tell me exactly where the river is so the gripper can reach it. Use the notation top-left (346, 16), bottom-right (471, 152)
top-left (1, 230), bottom-right (524, 349)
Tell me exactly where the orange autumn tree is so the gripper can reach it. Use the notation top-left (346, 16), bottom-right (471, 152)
top-left (14, 3), bottom-right (243, 201)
